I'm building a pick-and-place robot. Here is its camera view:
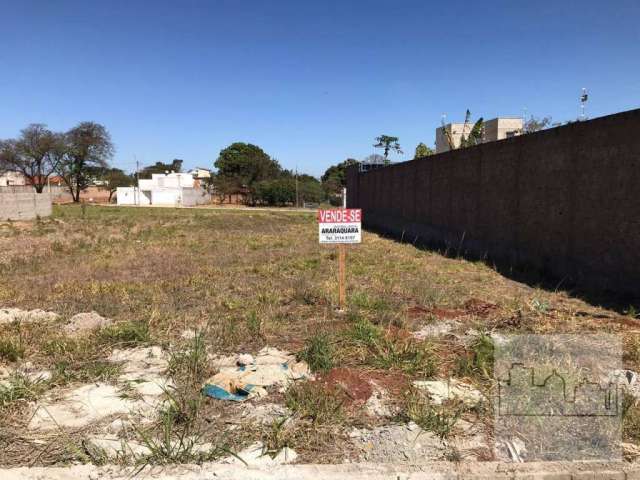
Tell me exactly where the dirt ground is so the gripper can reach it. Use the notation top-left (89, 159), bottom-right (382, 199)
top-left (0, 204), bottom-right (639, 468)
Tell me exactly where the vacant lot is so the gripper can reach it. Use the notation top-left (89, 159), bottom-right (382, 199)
top-left (0, 205), bottom-right (639, 468)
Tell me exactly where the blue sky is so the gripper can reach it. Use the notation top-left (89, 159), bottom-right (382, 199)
top-left (1, 1), bottom-right (638, 177)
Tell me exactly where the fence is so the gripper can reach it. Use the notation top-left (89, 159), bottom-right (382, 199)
top-left (347, 108), bottom-right (640, 297)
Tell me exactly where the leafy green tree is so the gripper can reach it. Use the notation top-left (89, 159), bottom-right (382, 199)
top-left (321, 158), bottom-right (357, 197)
top-left (55, 122), bottom-right (114, 202)
top-left (296, 174), bottom-right (325, 204)
top-left (214, 143), bottom-right (282, 204)
top-left (255, 178), bottom-right (295, 206)
top-left (414, 142), bottom-right (434, 159)
top-left (373, 135), bottom-right (402, 164)
top-left (139, 159), bottom-right (183, 178)
top-left (104, 168), bottom-right (134, 202)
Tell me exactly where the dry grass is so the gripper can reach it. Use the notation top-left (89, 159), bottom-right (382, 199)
top-left (0, 204), bottom-right (639, 466)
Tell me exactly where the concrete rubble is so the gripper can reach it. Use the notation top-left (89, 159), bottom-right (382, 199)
top-left (28, 383), bottom-right (140, 430)
top-left (109, 345), bottom-right (172, 400)
top-left (0, 308), bottom-right (58, 325)
top-left (412, 379), bottom-right (483, 407)
top-left (28, 345), bottom-right (171, 430)
top-left (63, 311), bottom-right (113, 334)
top-left (350, 424), bottom-right (446, 462)
top-left (412, 320), bottom-right (460, 340)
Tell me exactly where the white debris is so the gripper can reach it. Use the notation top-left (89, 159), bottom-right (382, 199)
top-left (206, 347), bottom-right (310, 400)
top-left (364, 384), bottom-right (397, 418)
top-left (109, 346), bottom-right (172, 401)
top-left (412, 379), bottom-right (483, 407)
top-left (0, 308), bottom-right (58, 325)
top-left (63, 311), bottom-right (113, 334)
top-left (87, 436), bottom-right (214, 459)
top-left (29, 383), bottom-right (140, 430)
top-left (504, 437), bottom-right (527, 462)
top-left (351, 425), bottom-right (446, 462)
top-left (236, 353), bottom-right (255, 366)
top-left (87, 437), bottom-right (151, 458)
top-left (219, 442), bottom-right (298, 466)
top-left (609, 369), bottom-right (640, 400)
top-left (412, 320), bottom-right (460, 340)
top-left (241, 403), bottom-right (290, 425)
top-left (181, 329), bottom-right (197, 340)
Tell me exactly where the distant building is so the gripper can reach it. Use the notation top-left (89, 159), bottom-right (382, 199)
top-left (435, 117), bottom-right (523, 153)
top-left (0, 171), bottom-right (27, 187)
top-left (188, 167), bottom-right (212, 180)
top-left (116, 172), bottom-right (210, 207)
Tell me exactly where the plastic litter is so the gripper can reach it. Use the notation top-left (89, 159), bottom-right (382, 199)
top-left (203, 347), bottom-right (310, 402)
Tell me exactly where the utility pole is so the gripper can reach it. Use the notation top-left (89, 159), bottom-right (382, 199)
top-left (135, 155), bottom-right (139, 206)
top-left (295, 164), bottom-right (299, 208)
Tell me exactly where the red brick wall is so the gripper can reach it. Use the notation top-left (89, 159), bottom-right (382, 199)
top-left (347, 108), bottom-right (640, 296)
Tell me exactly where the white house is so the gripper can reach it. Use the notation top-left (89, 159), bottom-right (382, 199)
top-left (116, 173), bottom-right (210, 207)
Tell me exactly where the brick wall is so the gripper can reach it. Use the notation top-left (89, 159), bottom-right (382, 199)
top-left (0, 192), bottom-right (53, 221)
top-left (347, 108), bottom-right (640, 296)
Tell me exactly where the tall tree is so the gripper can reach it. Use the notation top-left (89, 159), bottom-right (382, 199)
top-left (321, 158), bottom-right (357, 197)
top-left (414, 142), bottom-right (434, 159)
top-left (0, 124), bottom-right (60, 192)
top-left (213, 142), bottom-right (282, 204)
top-left (373, 135), bottom-right (402, 164)
top-left (441, 110), bottom-right (484, 150)
top-left (56, 122), bottom-right (114, 202)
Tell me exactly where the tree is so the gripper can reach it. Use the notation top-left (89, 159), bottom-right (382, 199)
top-left (414, 142), bottom-right (434, 159)
top-left (0, 124), bottom-right (60, 192)
top-left (255, 178), bottom-right (295, 206)
top-left (321, 158), bottom-right (357, 198)
top-left (213, 143), bottom-right (282, 204)
top-left (102, 168), bottom-right (134, 202)
top-left (373, 135), bottom-right (402, 164)
top-left (56, 122), bottom-right (114, 202)
top-left (523, 116), bottom-right (552, 133)
top-left (139, 159), bottom-right (183, 178)
top-left (441, 110), bottom-right (484, 150)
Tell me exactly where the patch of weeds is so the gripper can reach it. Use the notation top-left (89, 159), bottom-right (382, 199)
top-left (0, 373), bottom-right (49, 408)
top-left (299, 332), bottom-right (334, 372)
top-left (344, 318), bottom-right (381, 346)
top-left (245, 311), bottom-right (261, 337)
top-left (99, 320), bottom-right (150, 347)
top-left (403, 388), bottom-right (463, 440)
top-left (0, 338), bottom-right (25, 362)
top-left (169, 332), bottom-right (209, 386)
top-left (529, 298), bottom-right (549, 314)
top-left (623, 392), bottom-right (640, 442)
top-left (351, 291), bottom-right (390, 312)
top-left (134, 384), bottom-right (222, 465)
top-left (285, 381), bottom-right (344, 425)
top-left (455, 333), bottom-right (494, 379)
top-left (54, 360), bottom-right (122, 383)
top-left (369, 336), bottom-right (436, 377)
top-left (262, 417), bottom-right (297, 454)
top-left (626, 305), bottom-right (639, 319)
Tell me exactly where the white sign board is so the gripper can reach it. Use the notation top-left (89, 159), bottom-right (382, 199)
top-left (318, 209), bottom-right (362, 244)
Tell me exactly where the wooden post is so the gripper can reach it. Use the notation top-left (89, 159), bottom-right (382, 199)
top-left (338, 243), bottom-right (346, 310)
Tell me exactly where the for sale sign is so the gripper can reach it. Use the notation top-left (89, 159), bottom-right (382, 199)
top-left (318, 209), bottom-right (362, 244)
